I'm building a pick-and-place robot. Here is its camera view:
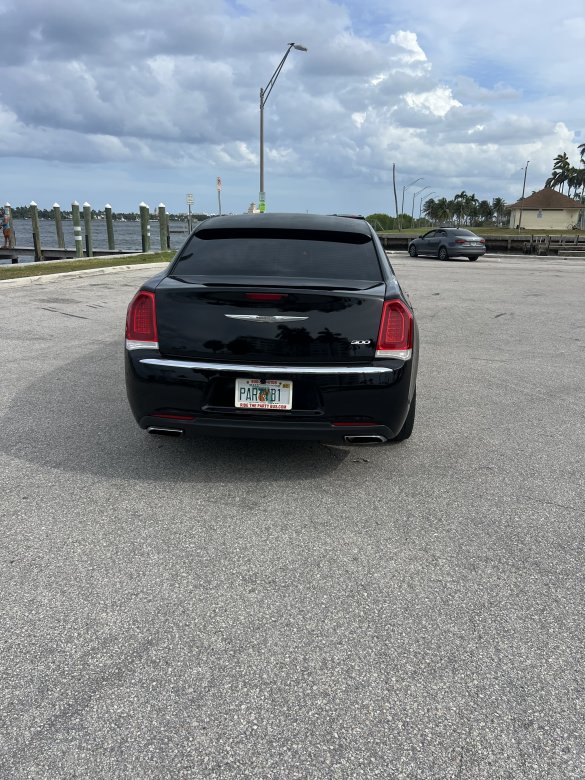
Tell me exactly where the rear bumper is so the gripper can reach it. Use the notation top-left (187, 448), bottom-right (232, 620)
top-left (449, 246), bottom-right (486, 258)
top-left (142, 415), bottom-right (395, 442)
top-left (125, 350), bottom-right (417, 442)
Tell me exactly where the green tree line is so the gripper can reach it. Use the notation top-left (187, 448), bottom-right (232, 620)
top-left (5, 205), bottom-right (209, 221)
top-left (367, 193), bottom-right (507, 230)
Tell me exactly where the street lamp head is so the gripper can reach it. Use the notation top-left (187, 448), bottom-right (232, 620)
top-left (291, 43), bottom-right (308, 51)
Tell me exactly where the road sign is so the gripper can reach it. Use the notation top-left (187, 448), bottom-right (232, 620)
top-left (216, 177), bottom-right (222, 192)
top-left (186, 193), bottom-right (194, 205)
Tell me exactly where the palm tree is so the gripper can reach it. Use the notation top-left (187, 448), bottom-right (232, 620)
top-left (478, 200), bottom-right (494, 225)
top-left (422, 198), bottom-right (437, 223)
top-left (453, 190), bottom-right (467, 225)
top-left (551, 152), bottom-right (571, 193)
top-left (492, 197), bottom-right (506, 227)
top-left (435, 198), bottom-right (451, 223)
top-left (466, 193), bottom-right (479, 225)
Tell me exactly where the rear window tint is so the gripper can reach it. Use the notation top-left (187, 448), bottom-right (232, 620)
top-left (172, 228), bottom-right (382, 281)
top-left (454, 229), bottom-right (476, 236)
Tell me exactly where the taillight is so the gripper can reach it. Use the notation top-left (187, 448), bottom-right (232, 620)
top-left (480, 239), bottom-right (485, 244)
top-left (126, 290), bottom-right (158, 344)
top-left (376, 299), bottom-right (413, 360)
top-left (245, 293), bottom-right (288, 301)
top-left (455, 239), bottom-right (466, 244)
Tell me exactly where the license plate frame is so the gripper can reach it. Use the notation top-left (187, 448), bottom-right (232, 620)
top-left (235, 378), bottom-right (293, 410)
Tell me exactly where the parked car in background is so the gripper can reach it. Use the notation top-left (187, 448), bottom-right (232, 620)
top-left (408, 228), bottom-right (486, 261)
top-left (125, 213), bottom-right (419, 444)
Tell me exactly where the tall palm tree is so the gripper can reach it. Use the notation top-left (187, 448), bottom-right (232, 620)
top-left (435, 198), bottom-right (451, 223)
top-left (478, 200), bottom-right (494, 225)
top-left (552, 152), bottom-right (571, 193)
top-left (492, 197), bottom-right (506, 227)
top-left (466, 193), bottom-right (479, 226)
top-left (422, 198), bottom-right (437, 223)
top-left (453, 190), bottom-right (467, 225)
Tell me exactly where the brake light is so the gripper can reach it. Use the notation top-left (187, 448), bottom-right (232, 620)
top-left (455, 239), bottom-right (466, 244)
top-left (480, 239), bottom-right (485, 244)
top-left (245, 293), bottom-right (288, 301)
top-left (376, 299), bottom-right (413, 359)
top-left (126, 290), bottom-right (158, 344)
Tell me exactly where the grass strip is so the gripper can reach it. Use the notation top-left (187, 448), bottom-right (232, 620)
top-left (0, 251), bottom-right (174, 281)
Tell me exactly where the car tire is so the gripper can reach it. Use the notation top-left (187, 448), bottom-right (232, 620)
top-left (468, 256), bottom-right (477, 262)
top-left (393, 390), bottom-right (416, 442)
top-left (438, 246), bottom-right (449, 261)
top-left (408, 244), bottom-right (418, 257)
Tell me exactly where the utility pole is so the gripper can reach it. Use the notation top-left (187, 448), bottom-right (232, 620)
top-left (392, 164), bottom-right (399, 230)
top-left (517, 161), bottom-right (529, 230)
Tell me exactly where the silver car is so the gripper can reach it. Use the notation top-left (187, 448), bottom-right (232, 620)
top-left (408, 228), bottom-right (486, 261)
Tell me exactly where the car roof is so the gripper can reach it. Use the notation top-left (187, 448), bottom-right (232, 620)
top-left (434, 226), bottom-right (476, 232)
top-left (197, 212), bottom-right (373, 236)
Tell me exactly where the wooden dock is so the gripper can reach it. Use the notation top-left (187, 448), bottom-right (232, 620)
top-left (0, 247), bottom-right (128, 264)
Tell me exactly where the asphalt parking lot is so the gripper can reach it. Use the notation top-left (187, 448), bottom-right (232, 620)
top-left (1, 252), bottom-right (584, 779)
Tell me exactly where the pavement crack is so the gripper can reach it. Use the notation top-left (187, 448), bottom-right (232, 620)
top-left (520, 494), bottom-right (585, 514)
top-left (40, 307), bottom-right (89, 320)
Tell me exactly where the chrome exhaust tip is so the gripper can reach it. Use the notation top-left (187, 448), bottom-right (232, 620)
top-left (344, 434), bottom-right (388, 444)
top-left (147, 426), bottom-right (184, 437)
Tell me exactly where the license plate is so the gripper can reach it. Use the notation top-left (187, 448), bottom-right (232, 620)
top-left (235, 378), bottom-right (293, 410)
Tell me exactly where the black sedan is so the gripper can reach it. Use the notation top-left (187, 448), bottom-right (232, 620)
top-left (408, 227), bottom-right (486, 261)
top-left (125, 213), bottom-right (419, 444)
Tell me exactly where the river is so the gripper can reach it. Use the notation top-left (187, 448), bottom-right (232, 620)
top-left (1, 218), bottom-right (192, 264)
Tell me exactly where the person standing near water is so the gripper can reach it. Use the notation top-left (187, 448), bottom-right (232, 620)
top-left (1, 208), bottom-right (11, 248)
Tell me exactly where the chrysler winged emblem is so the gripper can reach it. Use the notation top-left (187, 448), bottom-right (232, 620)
top-left (225, 314), bottom-right (309, 323)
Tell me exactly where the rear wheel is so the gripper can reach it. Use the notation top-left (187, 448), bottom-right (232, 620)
top-left (438, 246), bottom-right (449, 261)
top-left (393, 390), bottom-right (416, 442)
top-left (468, 256), bottom-right (477, 262)
top-left (408, 244), bottom-right (418, 257)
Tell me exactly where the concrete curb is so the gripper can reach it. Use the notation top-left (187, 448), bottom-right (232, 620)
top-left (0, 261), bottom-right (168, 289)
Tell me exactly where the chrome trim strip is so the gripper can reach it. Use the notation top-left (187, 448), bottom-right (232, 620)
top-left (139, 358), bottom-right (394, 375)
top-left (375, 348), bottom-right (412, 360)
top-left (225, 314), bottom-right (309, 322)
top-left (126, 339), bottom-right (160, 351)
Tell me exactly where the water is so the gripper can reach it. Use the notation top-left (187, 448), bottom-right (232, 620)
top-left (1, 218), bottom-right (191, 264)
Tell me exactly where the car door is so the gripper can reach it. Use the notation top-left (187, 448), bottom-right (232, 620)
top-left (435, 229), bottom-right (448, 255)
top-left (418, 230), bottom-right (437, 256)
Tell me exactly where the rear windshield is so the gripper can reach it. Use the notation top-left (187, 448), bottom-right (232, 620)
top-left (453, 229), bottom-right (477, 236)
top-left (172, 228), bottom-right (383, 281)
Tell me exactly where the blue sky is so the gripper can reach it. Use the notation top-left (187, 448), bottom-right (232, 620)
top-left (0, 0), bottom-right (583, 215)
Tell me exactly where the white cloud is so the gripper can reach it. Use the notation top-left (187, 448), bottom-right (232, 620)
top-left (389, 31), bottom-right (427, 63)
top-left (0, 0), bottom-right (582, 213)
top-left (404, 87), bottom-right (462, 117)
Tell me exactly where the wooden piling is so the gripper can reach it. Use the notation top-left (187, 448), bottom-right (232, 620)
top-left (30, 202), bottom-right (42, 262)
top-left (105, 204), bottom-right (115, 250)
top-left (83, 202), bottom-right (93, 257)
top-left (158, 203), bottom-right (167, 251)
top-left (71, 202), bottom-right (83, 258)
top-left (53, 203), bottom-right (65, 249)
top-left (139, 203), bottom-right (151, 252)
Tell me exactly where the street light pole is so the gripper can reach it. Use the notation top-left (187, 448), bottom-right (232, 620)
top-left (259, 42), bottom-right (307, 213)
top-left (399, 178), bottom-right (423, 230)
top-left (517, 160), bottom-right (529, 230)
top-left (412, 186), bottom-right (431, 223)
